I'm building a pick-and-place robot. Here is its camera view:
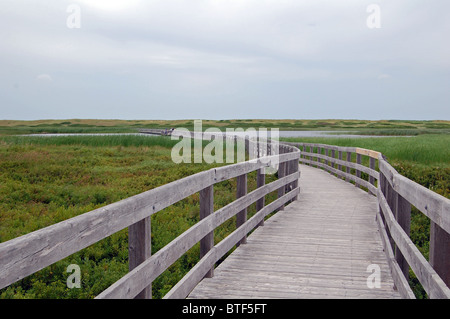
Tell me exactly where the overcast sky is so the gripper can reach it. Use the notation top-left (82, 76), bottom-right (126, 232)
top-left (1, 0), bottom-right (449, 120)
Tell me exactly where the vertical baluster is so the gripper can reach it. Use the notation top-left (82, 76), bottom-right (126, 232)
top-left (346, 152), bottom-right (352, 182)
top-left (338, 151), bottom-right (343, 178)
top-left (200, 185), bottom-right (214, 278)
top-left (256, 167), bottom-right (266, 227)
top-left (369, 157), bottom-right (376, 195)
top-left (430, 222), bottom-right (450, 287)
top-left (236, 173), bottom-right (248, 246)
top-left (394, 192), bottom-right (410, 280)
top-left (128, 217), bottom-right (152, 299)
top-left (355, 153), bottom-right (362, 188)
top-left (277, 146), bottom-right (286, 211)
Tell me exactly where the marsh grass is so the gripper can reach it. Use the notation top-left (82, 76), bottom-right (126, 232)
top-left (283, 134), bottom-right (450, 167)
top-left (1, 119), bottom-right (449, 136)
top-left (1, 135), bottom-right (179, 148)
top-left (0, 135), bottom-right (279, 299)
top-left (1, 128), bottom-right (448, 299)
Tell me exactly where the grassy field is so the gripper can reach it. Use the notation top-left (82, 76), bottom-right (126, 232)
top-left (0, 134), bottom-right (278, 299)
top-left (0, 119), bottom-right (448, 299)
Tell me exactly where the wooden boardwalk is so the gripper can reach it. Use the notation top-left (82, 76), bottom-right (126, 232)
top-left (2, 137), bottom-right (448, 299)
top-left (188, 164), bottom-right (401, 299)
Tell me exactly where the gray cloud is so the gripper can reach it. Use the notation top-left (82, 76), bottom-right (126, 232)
top-left (0, 0), bottom-right (449, 120)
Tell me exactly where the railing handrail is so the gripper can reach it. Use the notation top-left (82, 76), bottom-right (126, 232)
top-left (289, 141), bottom-right (450, 299)
top-left (0, 133), bottom-right (300, 299)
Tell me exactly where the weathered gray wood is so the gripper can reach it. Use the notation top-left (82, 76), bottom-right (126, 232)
top-left (276, 146), bottom-right (287, 211)
top-left (256, 168), bottom-right (265, 227)
top-left (330, 149), bottom-right (336, 170)
top-left (379, 158), bottom-right (450, 234)
top-left (189, 164), bottom-right (401, 299)
top-left (214, 150), bottom-right (298, 178)
top-left (385, 180), bottom-right (396, 250)
top-left (128, 217), bottom-right (152, 299)
top-left (376, 209), bottom-right (415, 298)
top-left (97, 173), bottom-right (300, 299)
top-left (369, 157), bottom-right (376, 192)
top-left (298, 157), bottom-right (377, 195)
top-left (430, 222), bottom-right (450, 287)
top-left (317, 147), bottom-right (321, 168)
top-left (164, 189), bottom-right (299, 299)
top-left (355, 153), bottom-right (362, 188)
top-left (300, 151), bottom-right (379, 180)
top-left (346, 152), bottom-right (352, 182)
top-left (200, 185), bottom-right (214, 278)
top-left (6, 135), bottom-right (450, 300)
top-left (283, 142), bottom-right (356, 155)
top-left (0, 168), bottom-right (215, 289)
top-left (394, 192), bottom-right (411, 280)
top-left (0, 138), bottom-right (299, 291)
top-left (236, 174), bottom-right (248, 246)
top-left (377, 188), bottom-right (450, 298)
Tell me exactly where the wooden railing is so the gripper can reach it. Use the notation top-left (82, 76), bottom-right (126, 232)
top-left (287, 142), bottom-right (450, 299)
top-left (0, 134), bottom-right (300, 299)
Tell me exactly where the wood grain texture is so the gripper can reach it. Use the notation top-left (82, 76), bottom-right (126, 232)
top-left (188, 164), bottom-right (402, 299)
top-left (377, 188), bottom-right (450, 298)
top-left (379, 159), bottom-right (450, 234)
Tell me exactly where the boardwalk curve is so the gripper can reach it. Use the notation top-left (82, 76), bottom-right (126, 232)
top-left (1, 133), bottom-right (449, 299)
top-left (188, 164), bottom-right (401, 298)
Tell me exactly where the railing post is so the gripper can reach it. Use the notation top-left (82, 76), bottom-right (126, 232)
top-left (294, 144), bottom-right (300, 201)
top-left (128, 217), bottom-right (152, 299)
top-left (307, 145), bottom-right (312, 163)
top-left (285, 157), bottom-right (293, 194)
top-left (355, 153), bottom-right (362, 188)
top-left (338, 150), bottom-right (342, 174)
top-left (369, 157), bottom-right (376, 195)
top-left (256, 167), bottom-right (265, 227)
top-left (346, 152), bottom-right (352, 182)
top-left (394, 192), bottom-right (411, 280)
top-left (317, 146), bottom-right (321, 168)
top-left (378, 172), bottom-right (393, 248)
top-left (236, 173), bottom-right (248, 246)
top-left (199, 185), bottom-right (214, 278)
top-left (331, 149), bottom-right (335, 170)
top-left (277, 146), bottom-right (286, 210)
top-left (430, 222), bottom-right (450, 287)
top-left (385, 177), bottom-right (396, 251)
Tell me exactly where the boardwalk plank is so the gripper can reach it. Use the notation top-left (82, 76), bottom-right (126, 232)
top-left (188, 164), bottom-right (402, 299)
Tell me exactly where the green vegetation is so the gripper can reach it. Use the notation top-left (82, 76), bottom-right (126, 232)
top-left (0, 134), bottom-right (278, 299)
top-left (0, 119), bottom-right (448, 299)
top-left (283, 134), bottom-right (450, 168)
